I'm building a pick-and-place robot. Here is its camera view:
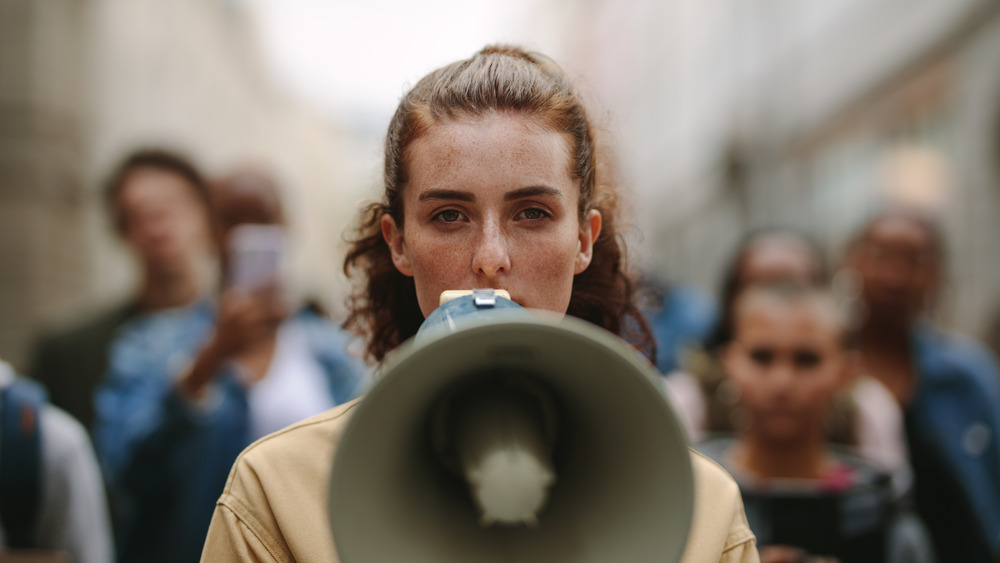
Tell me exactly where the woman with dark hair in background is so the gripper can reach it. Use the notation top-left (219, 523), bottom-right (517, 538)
top-left (671, 229), bottom-right (834, 441)
top-left (705, 228), bottom-right (828, 353)
top-left (30, 149), bottom-right (216, 430)
top-left (202, 45), bottom-right (759, 562)
top-left (844, 209), bottom-right (1000, 562)
top-left (700, 283), bottom-right (933, 563)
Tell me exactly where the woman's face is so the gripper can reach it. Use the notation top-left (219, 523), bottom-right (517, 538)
top-left (723, 296), bottom-right (846, 445)
top-left (118, 168), bottom-right (212, 275)
top-left (849, 216), bottom-right (939, 322)
top-left (381, 112), bottom-right (602, 318)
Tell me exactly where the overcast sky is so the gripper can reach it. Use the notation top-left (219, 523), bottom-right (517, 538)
top-left (242, 0), bottom-right (542, 132)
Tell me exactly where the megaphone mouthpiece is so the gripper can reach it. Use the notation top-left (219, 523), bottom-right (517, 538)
top-left (468, 448), bottom-right (554, 526)
top-left (433, 374), bottom-right (556, 526)
top-left (450, 381), bottom-right (558, 526)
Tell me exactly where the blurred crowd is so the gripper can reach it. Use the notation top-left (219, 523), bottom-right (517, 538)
top-left (1, 147), bottom-right (999, 563)
top-left (2, 150), bottom-right (368, 562)
top-left (650, 219), bottom-right (1000, 561)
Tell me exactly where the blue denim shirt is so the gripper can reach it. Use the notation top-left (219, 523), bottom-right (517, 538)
top-left (93, 301), bottom-right (367, 563)
top-left (909, 322), bottom-right (1000, 557)
top-left (647, 285), bottom-right (717, 374)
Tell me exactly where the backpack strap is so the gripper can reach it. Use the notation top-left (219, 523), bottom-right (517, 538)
top-left (0, 377), bottom-right (46, 548)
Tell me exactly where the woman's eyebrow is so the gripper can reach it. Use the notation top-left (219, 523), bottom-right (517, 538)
top-left (504, 186), bottom-right (561, 201)
top-left (417, 189), bottom-right (475, 202)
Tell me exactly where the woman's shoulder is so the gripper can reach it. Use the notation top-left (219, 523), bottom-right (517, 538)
top-left (207, 400), bottom-right (363, 562)
top-left (220, 399), bottom-right (363, 516)
top-left (683, 448), bottom-right (759, 562)
top-left (689, 447), bottom-right (746, 510)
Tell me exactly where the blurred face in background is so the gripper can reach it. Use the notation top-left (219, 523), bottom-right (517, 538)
top-left (739, 235), bottom-right (823, 288)
top-left (117, 167), bottom-right (212, 276)
top-left (724, 292), bottom-right (847, 446)
top-left (382, 113), bottom-right (601, 317)
top-left (849, 216), bottom-right (940, 325)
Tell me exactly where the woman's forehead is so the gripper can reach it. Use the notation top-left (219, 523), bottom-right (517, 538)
top-left (863, 215), bottom-right (934, 248)
top-left (404, 114), bottom-right (576, 191)
top-left (741, 237), bottom-right (818, 278)
top-left (416, 112), bottom-right (570, 153)
top-left (735, 294), bottom-right (842, 340)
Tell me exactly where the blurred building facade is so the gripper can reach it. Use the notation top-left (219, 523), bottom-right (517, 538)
top-left (0, 0), bottom-right (359, 370)
top-left (539, 0), bottom-right (1000, 340)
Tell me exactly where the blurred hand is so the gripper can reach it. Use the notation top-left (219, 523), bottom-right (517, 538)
top-left (176, 284), bottom-right (287, 400)
top-left (209, 284), bottom-right (287, 359)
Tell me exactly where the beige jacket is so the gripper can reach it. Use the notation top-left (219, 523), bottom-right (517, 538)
top-left (201, 400), bottom-right (758, 562)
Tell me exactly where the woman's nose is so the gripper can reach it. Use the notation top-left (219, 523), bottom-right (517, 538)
top-left (472, 221), bottom-right (511, 277)
top-left (766, 362), bottom-right (796, 391)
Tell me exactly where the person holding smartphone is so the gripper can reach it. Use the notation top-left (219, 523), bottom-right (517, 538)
top-left (182, 170), bottom-right (367, 437)
top-left (93, 169), bottom-right (367, 563)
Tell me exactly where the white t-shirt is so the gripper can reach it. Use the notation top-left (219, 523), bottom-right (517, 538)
top-left (244, 322), bottom-right (336, 439)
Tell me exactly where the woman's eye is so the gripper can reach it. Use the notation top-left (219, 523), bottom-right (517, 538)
top-left (748, 348), bottom-right (775, 367)
top-left (792, 350), bottom-right (822, 369)
top-left (518, 208), bottom-right (550, 220)
top-left (433, 209), bottom-right (464, 223)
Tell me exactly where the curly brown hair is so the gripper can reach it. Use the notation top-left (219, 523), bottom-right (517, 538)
top-left (343, 45), bottom-right (654, 364)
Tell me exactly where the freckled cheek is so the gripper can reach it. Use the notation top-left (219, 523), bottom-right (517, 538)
top-left (527, 244), bottom-right (577, 278)
top-left (407, 235), bottom-right (472, 303)
top-left (514, 239), bottom-right (579, 309)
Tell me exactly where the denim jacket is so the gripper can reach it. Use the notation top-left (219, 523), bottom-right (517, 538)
top-left (909, 322), bottom-right (1000, 558)
top-left (93, 301), bottom-right (367, 563)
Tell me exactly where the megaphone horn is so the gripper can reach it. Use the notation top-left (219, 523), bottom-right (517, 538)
top-left (329, 292), bottom-right (693, 563)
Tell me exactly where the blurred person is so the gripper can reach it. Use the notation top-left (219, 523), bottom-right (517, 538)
top-left (93, 169), bottom-right (367, 563)
top-left (671, 229), bottom-right (907, 483)
top-left (29, 149), bottom-right (215, 428)
top-left (663, 229), bottom-right (832, 441)
top-left (180, 169), bottom-right (368, 436)
top-left (844, 209), bottom-right (1000, 561)
top-left (202, 45), bottom-right (759, 562)
top-left (1, 358), bottom-right (112, 563)
top-left (699, 284), bottom-right (933, 563)
top-left (706, 228), bottom-right (829, 352)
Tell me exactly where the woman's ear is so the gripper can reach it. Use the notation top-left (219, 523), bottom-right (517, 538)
top-left (381, 213), bottom-right (414, 277)
top-left (574, 209), bottom-right (603, 275)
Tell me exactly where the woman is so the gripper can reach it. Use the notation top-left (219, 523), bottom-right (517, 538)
top-left (670, 229), bottom-right (838, 441)
top-left (844, 210), bottom-right (1000, 561)
top-left (201, 45), bottom-right (758, 562)
top-left (700, 283), bottom-right (932, 563)
top-left (705, 228), bottom-right (828, 354)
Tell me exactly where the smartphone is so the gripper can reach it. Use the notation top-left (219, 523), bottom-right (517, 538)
top-left (227, 224), bottom-right (286, 291)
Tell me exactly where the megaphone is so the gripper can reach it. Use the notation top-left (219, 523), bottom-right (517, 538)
top-left (329, 291), bottom-right (694, 562)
